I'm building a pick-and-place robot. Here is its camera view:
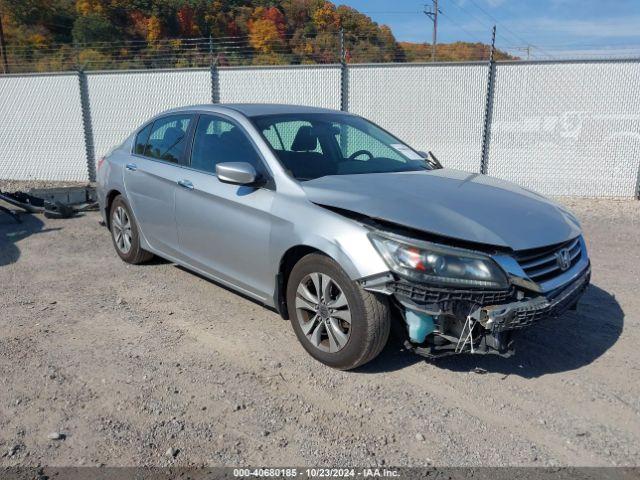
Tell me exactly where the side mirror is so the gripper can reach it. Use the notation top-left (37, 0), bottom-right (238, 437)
top-left (417, 150), bottom-right (429, 159)
top-left (215, 162), bottom-right (259, 185)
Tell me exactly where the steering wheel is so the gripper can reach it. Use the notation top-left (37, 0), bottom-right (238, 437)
top-left (348, 149), bottom-right (374, 160)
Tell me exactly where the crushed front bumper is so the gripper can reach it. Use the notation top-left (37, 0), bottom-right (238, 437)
top-left (370, 263), bottom-right (591, 358)
top-left (471, 265), bottom-right (591, 333)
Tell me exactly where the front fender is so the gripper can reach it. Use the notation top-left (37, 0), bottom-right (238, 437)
top-left (269, 198), bottom-right (389, 281)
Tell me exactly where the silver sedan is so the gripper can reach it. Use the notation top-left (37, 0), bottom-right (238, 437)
top-left (97, 104), bottom-right (590, 369)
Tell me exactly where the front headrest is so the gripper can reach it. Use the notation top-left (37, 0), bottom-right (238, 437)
top-left (163, 127), bottom-right (184, 143)
top-left (221, 128), bottom-right (243, 141)
top-left (291, 126), bottom-right (318, 152)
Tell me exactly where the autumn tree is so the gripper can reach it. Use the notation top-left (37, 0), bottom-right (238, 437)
top-left (248, 6), bottom-right (286, 54)
top-left (312, 1), bottom-right (340, 32)
top-left (129, 10), bottom-right (150, 39)
top-left (0, 0), bottom-right (516, 72)
top-left (177, 4), bottom-right (200, 37)
top-left (76, 0), bottom-right (103, 16)
top-left (0, 0), bottom-right (75, 44)
top-left (146, 15), bottom-right (162, 42)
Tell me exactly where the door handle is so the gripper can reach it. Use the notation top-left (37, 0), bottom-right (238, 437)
top-left (125, 163), bottom-right (137, 171)
top-left (177, 179), bottom-right (194, 190)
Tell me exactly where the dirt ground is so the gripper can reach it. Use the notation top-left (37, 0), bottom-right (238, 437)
top-left (0, 197), bottom-right (638, 467)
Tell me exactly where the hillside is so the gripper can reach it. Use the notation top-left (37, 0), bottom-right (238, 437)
top-left (0, 0), bottom-right (517, 72)
top-left (399, 41), bottom-right (516, 62)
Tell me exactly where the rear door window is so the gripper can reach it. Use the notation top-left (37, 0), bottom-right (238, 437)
top-left (144, 114), bottom-right (193, 163)
top-left (134, 123), bottom-right (152, 155)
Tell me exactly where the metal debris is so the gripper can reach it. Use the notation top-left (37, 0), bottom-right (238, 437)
top-left (0, 188), bottom-right (98, 222)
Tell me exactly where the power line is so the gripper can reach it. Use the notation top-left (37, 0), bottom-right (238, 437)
top-left (464, 0), bottom-right (532, 45)
top-left (358, 11), bottom-right (421, 15)
top-left (446, 0), bottom-right (513, 45)
top-left (439, 11), bottom-right (490, 46)
top-left (455, 0), bottom-right (555, 59)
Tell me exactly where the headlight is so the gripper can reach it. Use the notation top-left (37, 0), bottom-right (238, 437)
top-left (369, 233), bottom-right (508, 289)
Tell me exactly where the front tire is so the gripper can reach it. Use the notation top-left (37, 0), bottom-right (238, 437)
top-left (286, 253), bottom-right (390, 370)
top-left (109, 195), bottom-right (153, 264)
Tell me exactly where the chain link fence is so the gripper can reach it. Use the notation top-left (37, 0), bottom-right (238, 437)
top-left (0, 59), bottom-right (639, 197)
top-left (0, 72), bottom-right (87, 181)
top-left (348, 63), bottom-right (489, 173)
top-left (86, 69), bottom-right (212, 165)
top-left (487, 60), bottom-right (640, 197)
top-left (219, 65), bottom-right (341, 109)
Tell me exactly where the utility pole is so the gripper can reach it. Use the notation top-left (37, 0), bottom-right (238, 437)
top-left (424, 1), bottom-right (441, 62)
top-left (0, 11), bottom-right (9, 74)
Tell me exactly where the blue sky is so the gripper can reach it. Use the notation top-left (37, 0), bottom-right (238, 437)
top-left (338, 0), bottom-right (640, 58)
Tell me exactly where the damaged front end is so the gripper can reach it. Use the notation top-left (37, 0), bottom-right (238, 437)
top-left (361, 231), bottom-right (591, 359)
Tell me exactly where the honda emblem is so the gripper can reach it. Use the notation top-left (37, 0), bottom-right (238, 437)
top-left (556, 248), bottom-right (572, 271)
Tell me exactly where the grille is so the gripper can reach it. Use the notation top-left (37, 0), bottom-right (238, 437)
top-left (514, 237), bottom-right (582, 283)
top-left (391, 282), bottom-right (513, 307)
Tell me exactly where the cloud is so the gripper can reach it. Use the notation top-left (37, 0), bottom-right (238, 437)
top-left (537, 46), bottom-right (640, 58)
top-left (485, 0), bottom-right (508, 6)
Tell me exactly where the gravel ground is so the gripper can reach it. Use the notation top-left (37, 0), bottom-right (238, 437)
top-left (0, 180), bottom-right (91, 193)
top-left (0, 198), bottom-right (638, 467)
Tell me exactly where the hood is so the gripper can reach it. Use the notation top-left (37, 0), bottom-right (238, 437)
top-left (302, 169), bottom-right (581, 251)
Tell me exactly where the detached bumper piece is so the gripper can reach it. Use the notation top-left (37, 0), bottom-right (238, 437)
top-left (388, 266), bottom-right (590, 359)
top-left (0, 189), bottom-right (98, 222)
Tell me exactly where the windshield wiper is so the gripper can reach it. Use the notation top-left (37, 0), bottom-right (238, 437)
top-left (425, 151), bottom-right (443, 169)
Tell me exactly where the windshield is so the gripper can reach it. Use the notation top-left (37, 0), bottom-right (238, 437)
top-left (251, 113), bottom-right (431, 181)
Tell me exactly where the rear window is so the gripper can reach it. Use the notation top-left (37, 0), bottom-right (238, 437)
top-left (143, 114), bottom-right (193, 163)
top-left (134, 123), bottom-right (152, 155)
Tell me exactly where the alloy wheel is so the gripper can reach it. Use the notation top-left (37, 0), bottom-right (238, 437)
top-left (112, 206), bottom-right (132, 254)
top-left (295, 272), bottom-right (352, 353)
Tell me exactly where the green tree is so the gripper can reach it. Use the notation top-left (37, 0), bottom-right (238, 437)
top-left (72, 13), bottom-right (115, 44)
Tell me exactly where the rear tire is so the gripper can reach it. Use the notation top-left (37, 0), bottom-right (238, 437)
top-left (109, 195), bottom-right (153, 264)
top-left (286, 253), bottom-right (390, 370)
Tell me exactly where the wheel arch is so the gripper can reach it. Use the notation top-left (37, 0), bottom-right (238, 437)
top-left (275, 242), bottom-right (366, 320)
top-left (275, 245), bottom-right (323, 320)
top-left (104, 189), bottom-right (123, 228)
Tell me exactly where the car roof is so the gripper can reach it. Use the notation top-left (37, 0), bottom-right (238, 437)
top-left (164, 103), bottom-right (348, 118)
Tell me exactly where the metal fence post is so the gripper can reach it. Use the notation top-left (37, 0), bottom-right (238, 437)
top-left (340, 29), bottom-right (348, 112)
top-left (211, 56), bottom-right (220, 104)
top-left (480, 26), bottom-right (497, 175)
top-left (77, 69), bottom-right (96, 182)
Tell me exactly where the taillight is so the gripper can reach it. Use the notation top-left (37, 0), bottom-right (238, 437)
top-left (97, 157), bottom-right (106, 171)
